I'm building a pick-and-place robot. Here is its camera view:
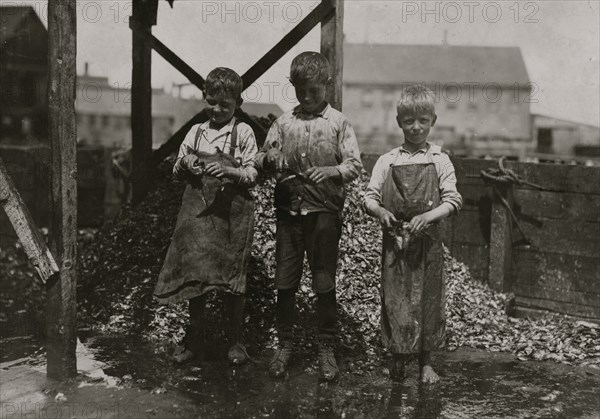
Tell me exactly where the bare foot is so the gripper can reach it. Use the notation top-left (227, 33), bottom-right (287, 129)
top-left (420, 365), bottom-right (440, 384)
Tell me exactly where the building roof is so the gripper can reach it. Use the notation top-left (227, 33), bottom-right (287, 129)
top-left (344, 44), bottom-right (530, 87)
top-left (532, 113), bottom-right (600, 130)
top-left (0, 6), bottom-right (44, 45)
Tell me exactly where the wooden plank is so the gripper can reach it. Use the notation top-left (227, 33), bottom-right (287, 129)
top-left (515, 284), bottom-right (599, 307)
top-left (0, 157), bottom-right (58, 281)
top-left (452, 158), bottom-right (600, 195)
top-left (509, 161), bottom-right (600, 195)
top-left (46, 0), bottom-right (77, 380)
top-left (452, 209), bottom-right (490, 245)
top-left (241, 0), bottom-right (335, 89)
top-left (456, 183), bottom-right (493, 211)
top-left (131, 1), bottom-right (153, 205)
top-left (139, 29), bottom-right (205, 91)
top-left (488, 185), bottom-right (513, 292)
top-left (513, 249), bottom-right (599, 294)
top-left (321, 0), bottom-right (344, 111)
top-left (514, 295), bottom-right (600, 320)
top-left (516, 218), bottom-right (599, 257)
top-left (513, 189), bottom-right (600, 222)
top-left (451, 158), bottom-right (496, 187)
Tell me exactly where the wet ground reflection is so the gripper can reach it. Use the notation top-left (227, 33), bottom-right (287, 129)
top-left (2, 333), bottom-right (599, 418)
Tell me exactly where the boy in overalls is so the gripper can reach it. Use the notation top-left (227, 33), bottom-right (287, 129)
top-left (154, 68), bottom-right (258, 366)
top-left (364, 85), bottom-right (462, 383)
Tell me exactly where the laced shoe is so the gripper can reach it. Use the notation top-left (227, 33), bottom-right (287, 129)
top-left (318, 343), bottom-right (339, 382)
top-left (269, 341), bottom-right (293, 378)
top-left (228, 343), bottom-right (251, 365)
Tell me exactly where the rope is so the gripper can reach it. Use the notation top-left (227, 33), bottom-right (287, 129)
top-left (480, 157), bottom-right (546, 247)
top-left (480, 156), bottom-right (546, 191)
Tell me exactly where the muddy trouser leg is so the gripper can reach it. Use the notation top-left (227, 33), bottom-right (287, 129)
top-left (305, 212), bottom-right (342, 343)
top-left (274, 210), bottom-right (304, 343)
top-left (186, 294), bottom-right (206, 350)
top-left (225, 293), bottom-right (245, 344)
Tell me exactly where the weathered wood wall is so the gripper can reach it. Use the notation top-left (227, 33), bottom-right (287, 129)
top-left (362, 154), bottom-right (600, 321)
top-left (0, 145), bottom-right (110, 243)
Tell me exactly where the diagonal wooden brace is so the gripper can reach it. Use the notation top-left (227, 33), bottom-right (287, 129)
top-left (0, 156), bottom-right (59, 282)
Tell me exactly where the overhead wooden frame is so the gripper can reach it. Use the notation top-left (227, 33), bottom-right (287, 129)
top-left (130, 0), bottom-right (344, 203)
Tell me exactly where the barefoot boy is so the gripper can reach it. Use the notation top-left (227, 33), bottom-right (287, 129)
top-left (364, 85), bottom-right (462, 383)
top-left (255, 52), bottom-right (362, 381)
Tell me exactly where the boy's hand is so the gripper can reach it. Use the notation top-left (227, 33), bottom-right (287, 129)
top-left (304, 166), bottom-right (340, 183)
top-left (204, 162), bottom-right (235, 179)
top-left (265, 148), bottom-right (285, 171)
top-left (408, 214), bottom-right (430, 234)
top-left (377, 208), bottom-right (398, 230)
top-left (181, 155), bottom-right (205, 176)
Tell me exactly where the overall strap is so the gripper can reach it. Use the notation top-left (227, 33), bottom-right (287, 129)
top-left (229, 120), bottom-right (240, 157)
top-left (193, 124), bottom-right (205, 150)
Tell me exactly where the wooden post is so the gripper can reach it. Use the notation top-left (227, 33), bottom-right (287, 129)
top-left (131, 0), bottom-right (156, 205)
top-left (321, 0), bottom-right (344, 111)
top-left (488, 184), bottom-right (513, 292)
top-left (47, 0), bottom-right (77, 379)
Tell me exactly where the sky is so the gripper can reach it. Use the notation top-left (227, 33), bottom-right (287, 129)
top-left (2, 0), bottom-right (599, 126)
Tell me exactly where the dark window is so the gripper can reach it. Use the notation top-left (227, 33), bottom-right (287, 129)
top-left (537, 128), bottom-right (553, 153)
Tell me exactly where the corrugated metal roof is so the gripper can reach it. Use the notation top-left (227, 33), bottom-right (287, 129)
top-left (344, 44), bottom-right (530, 87)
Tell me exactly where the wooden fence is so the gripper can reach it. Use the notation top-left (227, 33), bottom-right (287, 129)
top-left (362, 154), bottom-right (600, 321)
top-left (0, 144), bottom-right (113, 243)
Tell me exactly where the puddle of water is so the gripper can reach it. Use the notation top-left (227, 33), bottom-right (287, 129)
top-left (1, 330), bottom-right (599, 418)
top-left (78, 334), bottom-right (600, 418)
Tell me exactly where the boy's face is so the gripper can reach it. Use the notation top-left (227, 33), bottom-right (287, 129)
top-left (396, 111), bottom-right (437, 147)
top-left (293, 80), bottom-right (327, 114)
top-left (204, 92), bottom-right (240, 126)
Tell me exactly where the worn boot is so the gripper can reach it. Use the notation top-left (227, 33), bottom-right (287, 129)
top-left (173, 295), bottom-right (206, 364)
top-left (225, 294), bottom-right (250, 365)
top-left (318, 342), bottom-right (339, 382)
top-left (269, 340), bottom-right (293, 378)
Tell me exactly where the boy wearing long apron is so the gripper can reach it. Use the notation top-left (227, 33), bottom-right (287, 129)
top-left (154, 68), bottom-right (258, 365)
top-left (364, 85), bottom-right (462, 383)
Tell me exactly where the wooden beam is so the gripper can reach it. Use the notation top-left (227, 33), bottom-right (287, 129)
top-left (0, 157), bottom-right (58, 282)
top-left (321, 0), bottom-right (344, 111)
top-left (47, 0), bottom-right (77, 380)
top-left (131, 1), bottom-right (154, 205)
top-left (134, 27), bottom-right (205, 91)
top-left (488, 184), bottom-right (513, 292)
top-left (241, 0), bottom-right (335, 89)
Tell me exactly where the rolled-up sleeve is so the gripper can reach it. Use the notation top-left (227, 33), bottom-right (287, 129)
top-left (336, 118), bottom-right (363, 183)
top-left (236, 125), bottom-right (258, 186)
top-left (254, 120), bottom-right (282, 170)
top-left (363, 155), bottom-right (390, 210)
top-left (437, 154), bottom-right (462, 213)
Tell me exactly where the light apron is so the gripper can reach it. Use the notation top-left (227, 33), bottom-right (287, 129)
top-left (380, 148), bottom-right (445, 353)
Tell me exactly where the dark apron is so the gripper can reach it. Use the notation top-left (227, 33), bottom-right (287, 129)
top-left (154, 123), bottom-right (255, 304)
top-left (380, 149), bottom-right (445, 353)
